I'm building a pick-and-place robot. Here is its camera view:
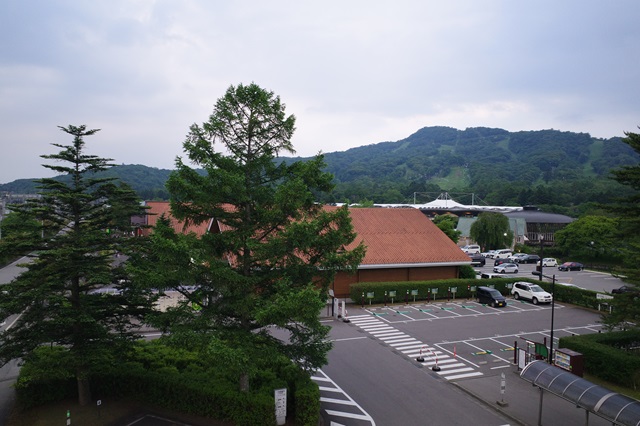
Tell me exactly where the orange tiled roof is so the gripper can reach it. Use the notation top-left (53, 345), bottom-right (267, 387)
top-left (144, 201), bottom-right (210, 237)
top-left (143, 202), bottom-right (469, 267)
top-left (339, 207), bottom-right (471, 266)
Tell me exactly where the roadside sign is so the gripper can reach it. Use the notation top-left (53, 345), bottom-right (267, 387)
top-left (275, 388), bottom-right (287, 425)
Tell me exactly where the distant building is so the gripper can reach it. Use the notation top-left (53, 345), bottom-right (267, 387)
top-left (365, 194), bottom-right (573, 248)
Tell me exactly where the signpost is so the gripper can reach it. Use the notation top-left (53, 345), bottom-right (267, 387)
top-left (275, 388), bottom-right (287, 425)
top-left (497, 372), bottom-right (508, 407)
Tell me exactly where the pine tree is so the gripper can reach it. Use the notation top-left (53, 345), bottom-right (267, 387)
top-left (135, 83), bottom-right (365, 391)
top-left (0, 125), bottom-right (153, 405)
top-left (602, 128), bottom-right (640, 331)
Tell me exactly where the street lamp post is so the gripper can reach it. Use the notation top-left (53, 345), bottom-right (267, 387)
top-left (538, 234), bottom-right (544, 282)
top-left (548, 274), bottom-right (556, 364)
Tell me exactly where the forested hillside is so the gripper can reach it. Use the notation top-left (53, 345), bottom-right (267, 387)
top-left (2, 127), bottom-right (637, 216)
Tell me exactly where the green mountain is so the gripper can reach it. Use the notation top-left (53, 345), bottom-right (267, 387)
top-left (2, 127), bottom-right (637, 215)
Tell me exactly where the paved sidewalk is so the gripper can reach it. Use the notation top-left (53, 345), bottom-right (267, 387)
top-left (454, 364), bottom-right (612, 426)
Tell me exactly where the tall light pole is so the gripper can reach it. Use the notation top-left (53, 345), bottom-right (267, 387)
top-left (538, 234), bottom-right (544, 282)
top-left (548, 274), bottom-right (556, 364)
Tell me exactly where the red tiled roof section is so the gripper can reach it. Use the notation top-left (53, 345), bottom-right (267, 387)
top-left (342, 207), bottom-right (470, 265)
top-left (145, 201), bottom-right (210, 237)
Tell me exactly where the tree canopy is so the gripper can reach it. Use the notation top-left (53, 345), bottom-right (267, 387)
top-left (0, 126), bottom-right (153, 405)
top-left (601, 128), bottom-right (640, 331)
top-left (133, 83), bottom-right (365, 391)
top-left (469, 212), bottom-right (513, 250)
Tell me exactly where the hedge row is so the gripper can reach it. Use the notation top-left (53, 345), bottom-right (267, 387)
top-left (559, 330), bottom-right (640, 388)
top-left (348, 277), bottom-right (605, 310)
top-left (15, 345), bottom-right (321, 426)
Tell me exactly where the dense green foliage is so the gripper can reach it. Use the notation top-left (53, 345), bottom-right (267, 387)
top-left (470, 212), bottom-right (513, 250)
top-left (0, 125), bottom-right (154, 405)
top-left (131, 83), bottom-right (365, 393)
top-left (554, 215), bottom-right (622, 263)
top-left (433, 214), bottom-right (461, 242)
top-left (15, 341), bottom-right (320, 425)
top-left (3, 126), bottom-right (637, 217)
top-left (606, 129), bottom-right (640, 285)
top-left (559, 330), bottom-right (640, 389)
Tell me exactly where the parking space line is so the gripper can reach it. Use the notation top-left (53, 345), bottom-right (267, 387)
top-left (312, 370), bottom-right (375, 425)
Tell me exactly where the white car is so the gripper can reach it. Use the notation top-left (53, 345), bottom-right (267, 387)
top-left (493, 249), bottom-right (513, 259)
top-left (542, 258), bottom-right (558, 267)
top-left (511, 281), bottom-right (553, 304)
top-left (461, 244), bottom-right (481, 254)
top-left (493, 263), bottom-right (518, 274)
top-left (481, 250), bottom-right (497, 258)
top-left (508, 253), bottom-right (528, 263)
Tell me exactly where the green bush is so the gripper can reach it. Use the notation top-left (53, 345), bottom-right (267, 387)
top-left (350, 278), bottom-right (526, 304)
top-left (294, 378), bottom-right (320, 426)
top-left (15, 340), bottom-right (319, 425)
top-left (559, 330), bottom-right (640, 388)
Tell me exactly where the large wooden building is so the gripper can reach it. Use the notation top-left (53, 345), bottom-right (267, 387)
top-left (137, 202), bottom-right (472, 298)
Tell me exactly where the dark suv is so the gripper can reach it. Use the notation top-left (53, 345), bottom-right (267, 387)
top-left (468, 253), bottom-right (486, 267)
top-left (476, 286), bottom-right (506, 307)
top-left (519, 254), bottom-right (541, 264)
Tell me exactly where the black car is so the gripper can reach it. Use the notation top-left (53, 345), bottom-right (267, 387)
top-left (558, 262), bottom-right (584, 271)
top-left (494, 258), bottom-right (510, 266)
top-left (612, 285), bottom-right (639, 295)
top-left (519, 254), bottom-right (540, 264)
top-left (468, 253), bottom-right (486, 267)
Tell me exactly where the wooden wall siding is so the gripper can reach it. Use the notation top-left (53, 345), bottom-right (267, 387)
top-left (331, 266), bottom-right (460, 298)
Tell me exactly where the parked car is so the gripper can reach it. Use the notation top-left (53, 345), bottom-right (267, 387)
top-left (461, 244), bottom-right (481, 254)
top-left (558, 262), bottom-right (584, 271)
top-left (481, 272), bottom-right (504, 279)
top-left (476, 286), bottom-right (507, 307)
top-left (519, 254), bottom-right (541, 264)
top-left (468, 253), bottom-right (486, 267)
top-left (494, 258), bottom-right (511, 266)
top-left (481, 250), bottom-right (497, 258)
top-left (542, 258), bottom-right (558, 267)
top-left (511, 281), bottom-right (553, 304)
top-left (493, 263), bottom-right (518, 274)
top-left (493, 249), bottom-right (513, 259)
top-left (508, 253), bottom-right (528, 263)
top-left (612, 285), bottom-right (639, 295)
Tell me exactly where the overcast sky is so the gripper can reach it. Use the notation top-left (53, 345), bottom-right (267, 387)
top-left (1, 1), bottom-right (639, 184)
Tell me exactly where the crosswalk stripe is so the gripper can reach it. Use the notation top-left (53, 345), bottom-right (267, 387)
top-left (437, 367), bottom-right (474, 374)
top-left (319, 386), bottom-right (343, 393)
top-left (384, 337), bottom-right (417, 344)
top-left (347, 316), bottom-right (484, 382)
top-left (325, 410), bottom-right (373, 420)
top-left (445, 371), bottom-right (484, 380)
top-left (377, 332), bottom-right (408, 338)
top-left (320, 397), bottom-right (358, 406)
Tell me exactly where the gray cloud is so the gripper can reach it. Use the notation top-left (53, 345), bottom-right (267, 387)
top-left (1, 0), bottom-right (639, 183)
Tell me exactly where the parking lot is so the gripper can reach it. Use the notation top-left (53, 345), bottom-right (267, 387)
top-left (472, 259), bottom-right (626, 293)
top-left (343, 293), bottom-right (604, 381)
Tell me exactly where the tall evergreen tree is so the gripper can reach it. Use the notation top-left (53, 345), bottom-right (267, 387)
top-left (608, 129), bottom-right (640, 285)
top-left (135, 83), bottom-right (365, 391)
top-left (601, 128), bottom-right (640, 331)
top-left (0, 125), bottom-right (153, 405)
